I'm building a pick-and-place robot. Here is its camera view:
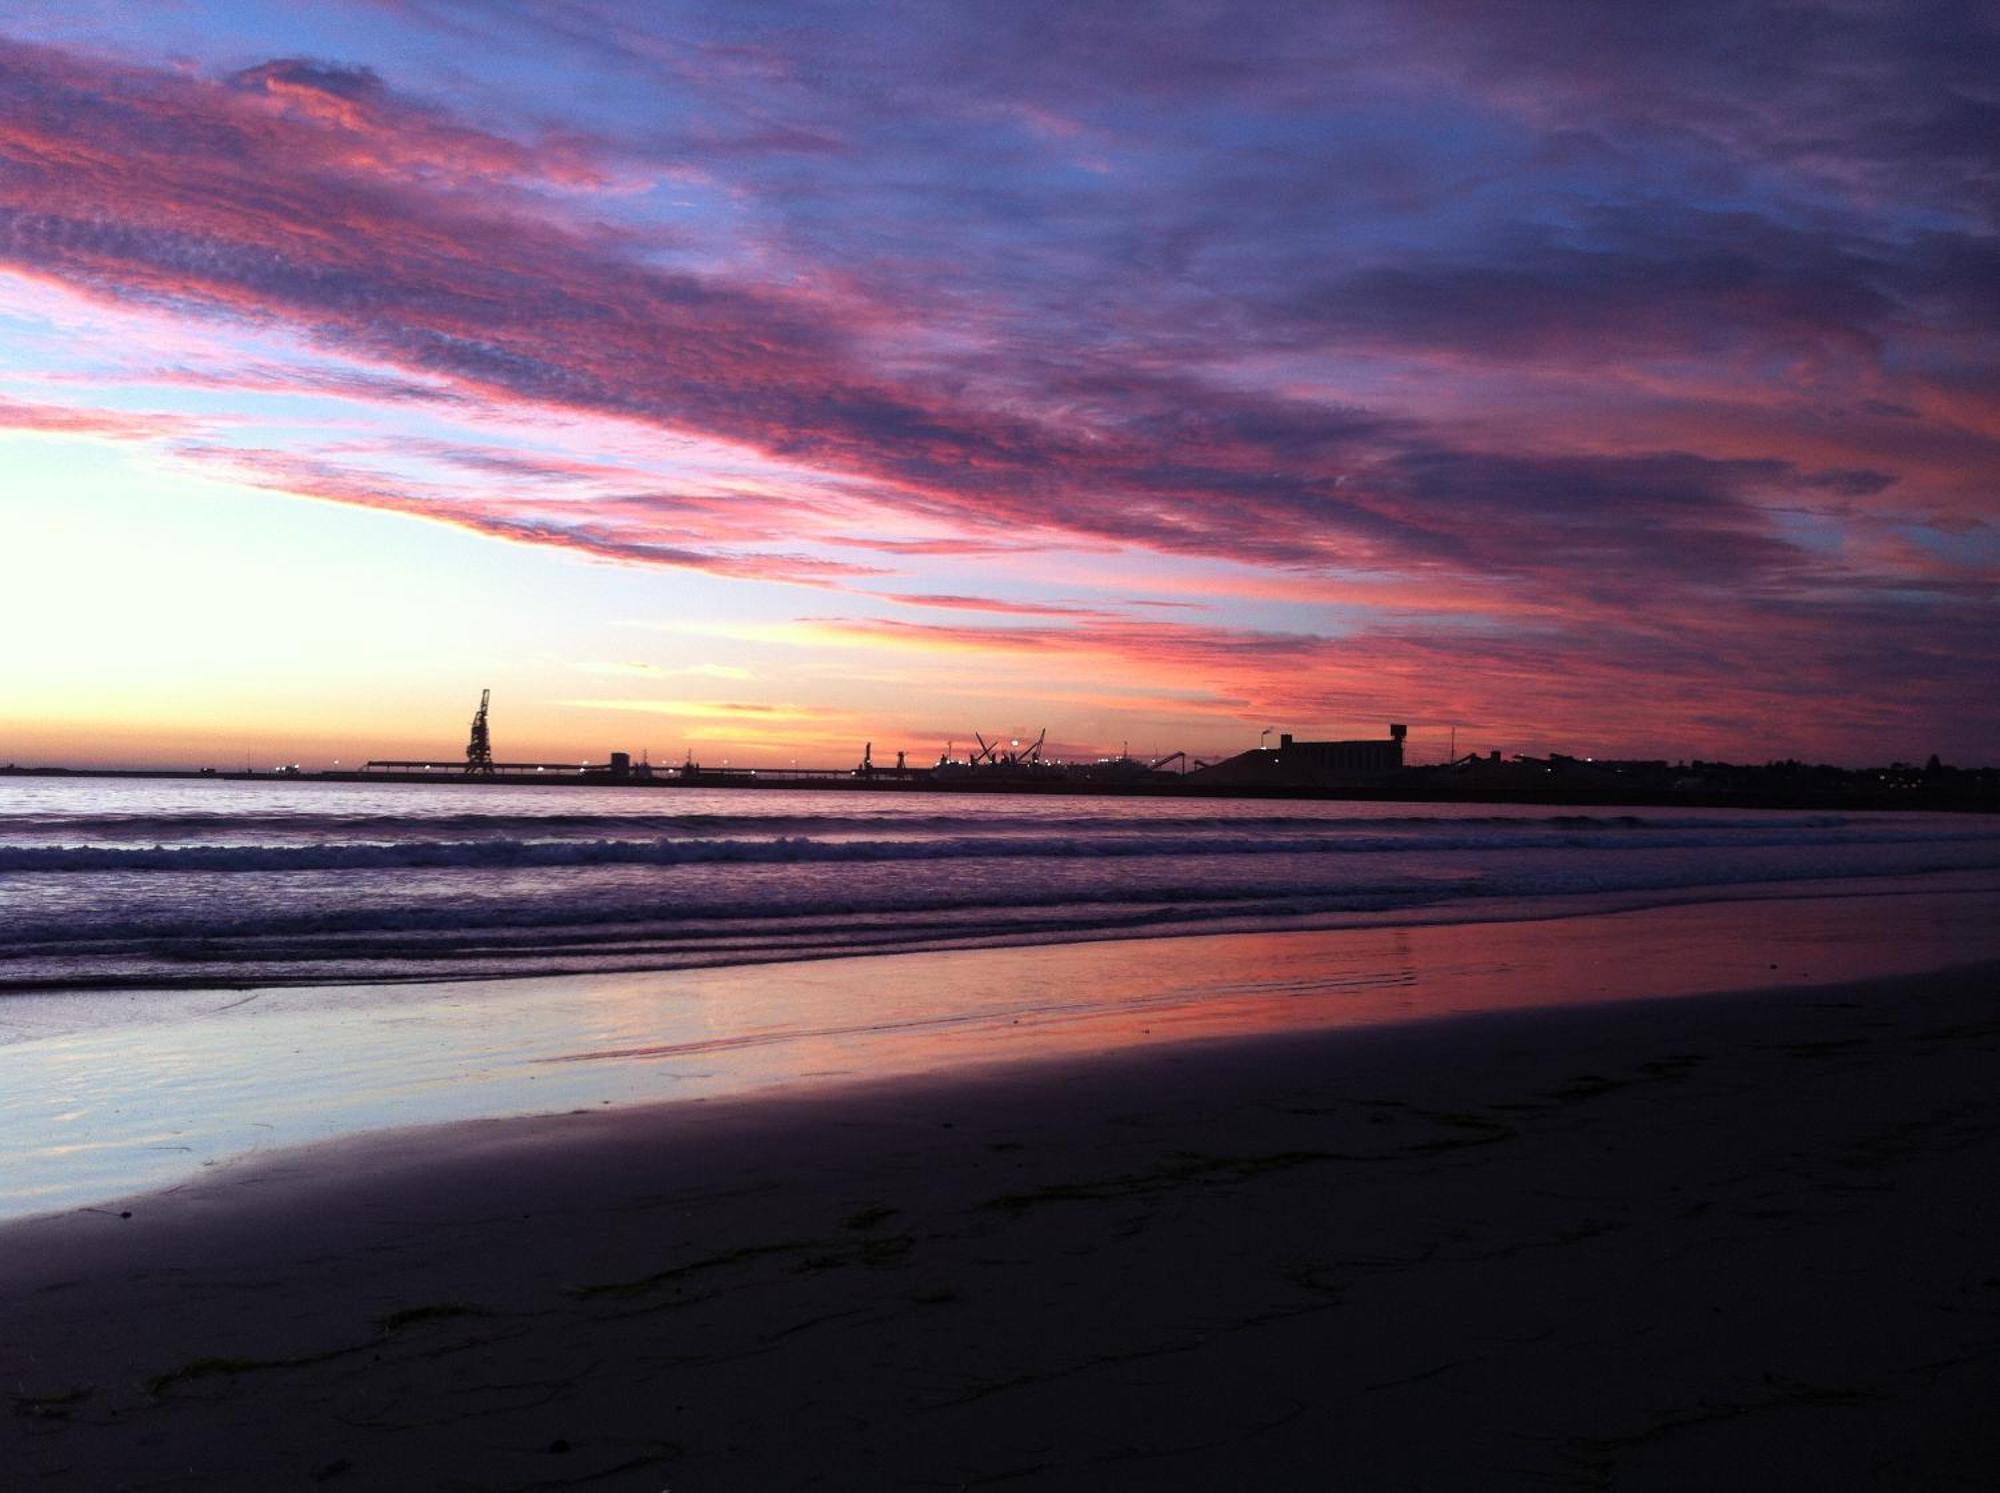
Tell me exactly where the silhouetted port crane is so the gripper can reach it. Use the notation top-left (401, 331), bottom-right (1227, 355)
top-left (465, 689), bottom-right (495, 775)
top-left (971, 730), bottom-right (1046, 768)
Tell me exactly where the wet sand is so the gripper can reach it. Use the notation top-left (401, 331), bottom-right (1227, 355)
top-left (5, 942), bottom-right (1998, 1488)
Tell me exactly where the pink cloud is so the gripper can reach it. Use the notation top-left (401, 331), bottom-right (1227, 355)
top-left (873, 593), bottom-right (1116, 620)
top-left (176, 443), bottom-right (884, 585)
top-left (0, 392), bottom-right (194, 439)
top-left (0, 26), bottom-right (1990, 763)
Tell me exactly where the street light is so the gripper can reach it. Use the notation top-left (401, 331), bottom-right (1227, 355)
top-left (1260, 727), bottom-right (1273, 751)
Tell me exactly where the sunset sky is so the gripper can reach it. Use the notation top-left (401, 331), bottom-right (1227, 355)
top-left (1, 1), bottom-right (1994, 769)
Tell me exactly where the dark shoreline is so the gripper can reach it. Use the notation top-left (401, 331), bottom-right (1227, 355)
top-left (4, 761), bottom-right (1992, 812)
top-left (7, 954), bottom-right (1998, 1490)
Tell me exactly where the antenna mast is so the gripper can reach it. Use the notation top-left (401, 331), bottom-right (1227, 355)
top-left (465, 689), bottom-right (495, 775)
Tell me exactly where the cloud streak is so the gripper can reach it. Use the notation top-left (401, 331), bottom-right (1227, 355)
top-left (0, 4), bottom-right (1994, 761)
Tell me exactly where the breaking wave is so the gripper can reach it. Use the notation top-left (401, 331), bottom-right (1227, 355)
top-left (0, 808), bottom-right (1863, 844)
top-left (0, 822), bottom-right (1988, 874)
top-left (2, 779), bottom-right (1994, 989)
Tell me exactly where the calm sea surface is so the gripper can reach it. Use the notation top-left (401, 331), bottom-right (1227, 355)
top-left (4, 776), bottom-right (1997, 991)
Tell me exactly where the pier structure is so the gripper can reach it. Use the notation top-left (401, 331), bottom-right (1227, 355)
top-left (358, 756), bottom-right (867, 786)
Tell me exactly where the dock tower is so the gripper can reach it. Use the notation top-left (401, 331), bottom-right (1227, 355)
top-left (465, 689), bottom-right (495, 775)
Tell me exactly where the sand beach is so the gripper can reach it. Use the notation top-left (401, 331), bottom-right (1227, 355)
top-left (5, 885), bottom-right (1998, 1490)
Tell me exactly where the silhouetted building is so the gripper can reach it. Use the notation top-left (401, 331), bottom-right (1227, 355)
top-left (1187, 724), bottom-right (1406, 788)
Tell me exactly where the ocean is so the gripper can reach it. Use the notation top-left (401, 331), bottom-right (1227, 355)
top-left (5, 775), bottom-right (1998, 991)
top-left (6, 773), bottom-right (2000, 1216)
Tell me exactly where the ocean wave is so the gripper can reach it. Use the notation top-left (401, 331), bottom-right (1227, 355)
top-left (0, 808), bottom-right (1865, 845)
top-left (1, 823), bottom-right (1992, 874)
top-left (0, 887), bottom-right (1356, 958)
top-left (1, 857), bottom-right (1993, 991)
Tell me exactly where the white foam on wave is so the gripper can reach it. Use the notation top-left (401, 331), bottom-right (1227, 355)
top-left (0, 807), bottom-right (1865, 845)
top-left (2, 785), bottom-right (1994, 991)
top-left (0, 820), bottom-right (1989, 874)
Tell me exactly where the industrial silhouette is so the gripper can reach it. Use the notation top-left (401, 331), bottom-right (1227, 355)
top-left (465, 689), bottom-right (495, 775)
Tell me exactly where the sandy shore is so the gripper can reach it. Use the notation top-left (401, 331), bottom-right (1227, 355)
top-left (6, 949), bottom-right (1998, 1489)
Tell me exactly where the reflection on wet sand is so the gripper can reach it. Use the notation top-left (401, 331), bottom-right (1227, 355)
top-left (1, 874), bottom-right (1995, 1217)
